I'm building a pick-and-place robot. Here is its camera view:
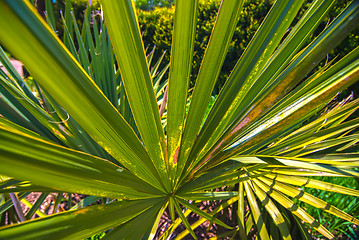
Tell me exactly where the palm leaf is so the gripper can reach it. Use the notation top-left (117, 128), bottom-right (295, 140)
top-left (0, 0), bottom-right (358, 239)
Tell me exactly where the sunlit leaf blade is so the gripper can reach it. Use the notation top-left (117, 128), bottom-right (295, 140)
top-left (148, 202), bottom-right (168, 240)
top-left (237, 48), bottom-right (359, 156)
top-left (0, 95), bottom-right (39, 134)
top-left (260, 100), bottom-right (359, 157)
top-left (194, 1), bottom-right (359, 173)
top-left (0, 116), bottom-right (47, 141)
top-left (251, 181), bottom-right (292, 240)
top-left (177, 0), bottom-right (245, 185)
top-left (178, 162), bottom-right (265, 193)
top-left (244, 181), bottom-right (270, 240)
top-left (173, 199), bottom-right (197, 239)
top-left (44, 0), bottom-right (56, 31)
top-left (175, 197), bottom-right (233, 229)
top-left (0, 193), bottom-right (30, 216)
top-left (262, 173), bottom-right (359, 197)
top-left (281, 132), bottom-right (359, 157)
top-left (25, 192), bottom-right (49, 220)
top-left (61, 14), bottom-right (80, 62)
top-left (0, 0), bottom-right (163, 189)
top-left (232, 156), bottom-right (359, 176)
top-left (0, 46), bottom-right (40, 106)
top-left (174, 197), bottom-right (239, 239)
top-left (0, 178), bottom-right (20, 189)
top-left (151, 49), bottom-right (166, 79)
top-left (252, 179), bottom-right (334, 239)
top-left (0, 79), bottom-right (58, 142)
top-left (258, 176), bottom-right (359, 225)
top-left (71, 12), bottom-right (91, 75)
top-left (215, 60), bottom-right (359, 166)
top-left (21, 198), bottom-right (47, 218)
top-left (314, 153), bottom-right (359, 161)
top-left (237, 182), bottom-right (247, 239)
top-left (187, 0), bottom-right (306, 172)
top-left (63, 0), bottom-right (73, 47)
top-left (0, 198), bottom-right (164, 240)
top-left (0, 124), bottom-right (164, 199)
top-left (167, 0), bottom-right (198, 186)
top-left (37, 87), bottom-right (111, 159)
top-left (256, 46), bottom-right (359, 130)
top-left (0, 74), bottom-right (80, 149)
top-left (70, 196), bottom-right (102, 210)
top-left (178, 191), bottom-right (238, 201)
top-left (100, 201), bottom-right (163, 240)
top-left (264, 97), bottom-right (359, 151)
top-left (101, 0), bottom-right (169, 190)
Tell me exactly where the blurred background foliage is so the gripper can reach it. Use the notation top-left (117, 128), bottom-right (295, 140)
top-left (135, 0), bottom-right (175, 10)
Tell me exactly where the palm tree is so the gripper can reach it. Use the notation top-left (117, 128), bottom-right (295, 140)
top-left (0, 0), bottom-right (358, 239)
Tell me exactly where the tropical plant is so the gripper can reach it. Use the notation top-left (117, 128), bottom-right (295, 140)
top-left (0, 0), bottom-right (359, 239)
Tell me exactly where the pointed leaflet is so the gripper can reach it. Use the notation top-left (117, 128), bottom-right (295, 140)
top-left (260, 98), bottom-right (359, 155)
top-left (25, 192), bottom-right (49, 220)
top-left (173, 198), bottom-right (197, 239)
top-left (231, 57), bottom-right (359, 156)
top-left (44, 0), bottom-right (56, 31)
top-left (100, 201), bottom-right (163, 240)
top-left (175, 197), bottom-right (234, 229)
top-left (178, 162), bottom-right (266, 193)
top-left (207, 52), bottom-right (359, 170)
top-left (0, 46), bottom-right (40, 106)
top-left (0, 122), bottom-right (164, 199)
top-left (244, 181), bottom-right (270, 240)
top-left (177, 191), bottom-right (238, 201)
top-left (174, 196), bottom-right (239, 239)
top-left (0, 198), bottom-right (164, 240)
top-left (267, 119), bottom-right (359, 156)
top-left (21, 198), bottom-right (47, 218)
top-left (251, 182), bottom-right (292, 240)
top-left (231, 156), bottom-right (359, 176)
top-left (221, 3), bottom-right (359, 156)
top-left (185, 0), bottom-right (306, 173)
top-left (249, 46), bottom-right (359, 139)
top-left (176, 0), bottom-right (245, 185)
top-left (0, 84), bottom-right (68, 143)
top-left (0, 0), bottom-right (163, 188)
top-left (238, 182), bottom-right (247, 240)
top-left (253, 178), bottom-right (334, 239)
top-left (166, 0), bottom-right (198, 181)
top-left (101, 0), bottom-right (169, 189)
top-left (63, 0), bottom-right (73, 47)
top-left (240, 0), bottom-right (336, 111)
top-left (0, 94), bottom-right (42, 135)
top-left (38, 87), bottom-right (111, 159)
top-left (261, 173), bottom-right (359, 197)
top-left (258, 176), bottom-right (359, 225)
top-left (0, 74), bottom-right (85, 150)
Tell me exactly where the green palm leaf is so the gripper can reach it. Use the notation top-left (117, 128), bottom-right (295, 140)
top-left (0, 0), bottom-right (358, 239)
top-left (0, 198), bottom-right (164, 240)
